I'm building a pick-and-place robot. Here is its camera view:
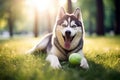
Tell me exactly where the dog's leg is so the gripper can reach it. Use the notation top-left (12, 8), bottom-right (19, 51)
top-left (78, 50), bottom-right (89, 69)
top-left (46, 54), bottom-right (61, 69)
top-left (27, 33), bottom-right (52, 54)
top-left (46, 45), bottom-right (62, 69)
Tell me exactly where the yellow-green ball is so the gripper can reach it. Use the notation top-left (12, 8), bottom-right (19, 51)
top-left (69, 53), bottom-right (82, 65)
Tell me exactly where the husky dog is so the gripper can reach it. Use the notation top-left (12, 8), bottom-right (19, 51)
top-left (28, 7), bottom-right (89, 69)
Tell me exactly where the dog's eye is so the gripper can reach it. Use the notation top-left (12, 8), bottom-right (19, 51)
top-left (61, 24), bottom-right (67, 27)
top-left (71, 25), bottom-right (77, 28)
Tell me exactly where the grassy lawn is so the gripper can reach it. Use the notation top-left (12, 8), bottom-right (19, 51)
top-left (0, 36), bottom-right (120, 80)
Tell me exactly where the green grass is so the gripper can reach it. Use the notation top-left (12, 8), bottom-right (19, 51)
top-left (0, 36), bottom-right (120, 80)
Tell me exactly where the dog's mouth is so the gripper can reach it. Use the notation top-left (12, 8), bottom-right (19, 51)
top-left (62, 34), bottom-right (76, 49)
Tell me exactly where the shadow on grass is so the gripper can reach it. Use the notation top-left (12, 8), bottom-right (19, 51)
top-left (61, 59), bottom-right (120, 80)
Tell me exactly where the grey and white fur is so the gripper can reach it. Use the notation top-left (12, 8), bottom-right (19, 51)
top-left (27, 7), bottom-right (89, 69)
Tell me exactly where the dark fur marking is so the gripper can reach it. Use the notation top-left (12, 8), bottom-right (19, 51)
top-left (57, 15), bottom-right (82, 27)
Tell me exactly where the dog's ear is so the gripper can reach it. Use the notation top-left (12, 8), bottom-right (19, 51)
top-left (57, 7), bottom-right (65, 19)
top-left (73, 8), bottom-right (84, 28)
top-left (73, 8), bottom-right (82, 20)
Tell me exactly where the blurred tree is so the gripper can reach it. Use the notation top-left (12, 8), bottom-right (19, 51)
top-left (103, 0), bottom-right (115, 33)
top-left (114, 0), bottom-right (120, 35)
top-left (96, 0), bottom-right (104, 35)
top-left (7, 8), bottom-right (14, 37)
top-left (0, 0), bottom-right (24, 37)
top-left (47, 12), bottom-right (52, 33)
top-left (34, 8), bottom-right (39, 37)
top-left (67, 0), bottom-right (72, 13)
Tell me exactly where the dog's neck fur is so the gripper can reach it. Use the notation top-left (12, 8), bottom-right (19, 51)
top-left (54, 36), bottom-right (83, 59)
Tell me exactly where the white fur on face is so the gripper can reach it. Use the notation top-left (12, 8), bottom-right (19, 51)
top-left (59, 17), bottom-right (82, 37)
top-left (62, 20), bottom-right (68, 26)
top-left (71, 21), bottom-right (76, 26)
top-left (68, 17), bottom-right (71, 24)
top-left (55, 16), bottom-right (83, 50)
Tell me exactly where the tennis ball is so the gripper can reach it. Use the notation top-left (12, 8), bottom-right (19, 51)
top-left (69, 53), bottom-right (82, 65)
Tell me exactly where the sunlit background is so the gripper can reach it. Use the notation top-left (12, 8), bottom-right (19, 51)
top-left (0, 0), bottom-right (69, 38)
top-left (0, 0), bottom-right (119, 38)
top-left (0, 1), bottom-right (120, 80)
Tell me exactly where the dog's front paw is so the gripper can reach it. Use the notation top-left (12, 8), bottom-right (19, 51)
top-left (46, 55), bottom-right (61, 69)
top-left (51, 61), bottom-right (61, 69)
top-left (80, 58), bottom-right (89, 69)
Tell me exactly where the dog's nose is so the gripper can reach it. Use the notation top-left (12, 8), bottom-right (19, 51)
top-left (65, 30), bottom-right (71, 36)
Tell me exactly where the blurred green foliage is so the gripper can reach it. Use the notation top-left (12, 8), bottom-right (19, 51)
top-left (74, 0), bottom-right (115, 34)
top-left (0, 0), bottom-right (29, 32)
top-left (0, 0), bottom-right (118, 35)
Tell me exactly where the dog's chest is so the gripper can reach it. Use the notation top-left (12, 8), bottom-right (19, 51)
top-left (52, 38), bottom-right (83, 60)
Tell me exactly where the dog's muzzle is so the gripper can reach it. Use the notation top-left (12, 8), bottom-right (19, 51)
top-left (63, 30), bottom-right (76, 49)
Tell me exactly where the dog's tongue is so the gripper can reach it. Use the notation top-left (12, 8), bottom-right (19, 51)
top-left (64, 37), bottom-right (71, 49)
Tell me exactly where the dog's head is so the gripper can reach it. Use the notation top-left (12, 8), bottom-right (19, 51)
top-left (54, 7), bottom-right (84, 50)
